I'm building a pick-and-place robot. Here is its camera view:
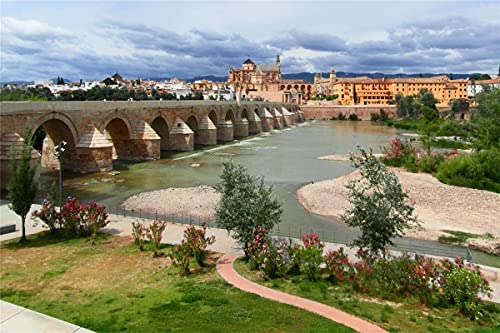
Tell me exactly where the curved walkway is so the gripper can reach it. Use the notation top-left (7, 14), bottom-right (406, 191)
top-left (217, 253), bottom-right (387, 333)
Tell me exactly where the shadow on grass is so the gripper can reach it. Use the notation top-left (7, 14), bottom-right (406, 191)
top-left (0, 231), bottom-right (111, 250)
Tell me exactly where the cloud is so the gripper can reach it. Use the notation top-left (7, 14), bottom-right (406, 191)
top-left (0, 15), bottom-right (498, 81)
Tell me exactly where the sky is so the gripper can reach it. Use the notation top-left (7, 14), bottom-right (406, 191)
top-left (0, 0), bottom-right (499, 81)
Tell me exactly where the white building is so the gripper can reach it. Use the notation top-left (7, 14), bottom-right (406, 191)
top-left (468, 78), bottom-right (500, 96)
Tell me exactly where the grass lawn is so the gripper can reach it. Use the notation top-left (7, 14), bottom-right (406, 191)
top-left (234, 260), bottom-right (500, 333)
top-left (0, 233), bottom-right (353, 333)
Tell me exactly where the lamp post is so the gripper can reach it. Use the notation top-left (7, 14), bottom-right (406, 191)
top-left (54, 140), bottom-right (67, 208)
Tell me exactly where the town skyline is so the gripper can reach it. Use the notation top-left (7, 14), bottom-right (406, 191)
top-left (1, 0), bottom-right (499, 81)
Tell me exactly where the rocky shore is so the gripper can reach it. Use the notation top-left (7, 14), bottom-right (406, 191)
top-left (297, 168), bottom-right (500, 255)
top-left (122, 186), bottom-right (220, 220)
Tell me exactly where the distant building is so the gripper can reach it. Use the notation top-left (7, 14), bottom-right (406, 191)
top-left (228, 56), bottom-right (313, 104)
top-left (314, 71), bottom-right (468, 106)
top-left (467, 78), bottom-right (500, 96)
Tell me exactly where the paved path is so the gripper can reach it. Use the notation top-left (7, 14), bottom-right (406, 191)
top-left (0, 300), bottom-right (94, 333)
top-left (216, 253), bottom-right (387, 333)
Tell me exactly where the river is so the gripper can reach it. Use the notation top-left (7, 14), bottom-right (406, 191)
top-left (40, 120), bottom-right (499, 267)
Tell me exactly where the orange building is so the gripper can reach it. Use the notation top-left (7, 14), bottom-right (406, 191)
top-left (314, 70), bottom-right (468, 106)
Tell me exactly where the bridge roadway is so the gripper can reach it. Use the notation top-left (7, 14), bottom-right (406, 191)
top-left (0, 101), bottom-right (304, 188)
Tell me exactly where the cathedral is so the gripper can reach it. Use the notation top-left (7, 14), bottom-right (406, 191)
top-left (228, 56), bottom-right (313, 104)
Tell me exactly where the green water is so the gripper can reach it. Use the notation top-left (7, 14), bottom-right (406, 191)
top-left (41, 121), bottom-right (499, 267)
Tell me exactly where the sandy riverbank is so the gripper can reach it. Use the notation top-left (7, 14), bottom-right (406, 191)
top-left (122, 186), bottom-right (220, 219)
top-left (297, 169), bottom-right (500, 255)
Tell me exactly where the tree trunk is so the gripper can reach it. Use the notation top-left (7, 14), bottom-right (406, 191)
top-left (20, 214), bottom-right (27, 243)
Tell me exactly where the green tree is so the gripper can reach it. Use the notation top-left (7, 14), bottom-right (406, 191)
top-left (418, 88), bottom-right (438, 110)
top-left (419, 105), bottom-right (441, 155)
top-left (450, 99), bottom-right (470, 118)
top-left (215, 161), bottom-right (282, 257)
top-left (7, 131), bottom-right (39, 242)
top-left (472, 87), bottom-right (500, 150)
top-left (342, 147), bottom-right (416, 256)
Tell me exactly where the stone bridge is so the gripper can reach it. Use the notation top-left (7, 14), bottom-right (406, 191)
top-left (0, 101), bottom-right (304, 188)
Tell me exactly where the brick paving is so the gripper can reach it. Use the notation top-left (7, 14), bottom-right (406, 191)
top-left (217, 253), bottom-right (387, 333)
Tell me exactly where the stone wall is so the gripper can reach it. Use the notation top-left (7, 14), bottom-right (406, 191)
top-left (301, 105), bottom-right (451, 120)
top-left (302, 105), bottom-right (398, 120)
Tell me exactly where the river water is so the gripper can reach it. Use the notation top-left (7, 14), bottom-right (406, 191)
top-left (41, 121), bottom-right (498, 267)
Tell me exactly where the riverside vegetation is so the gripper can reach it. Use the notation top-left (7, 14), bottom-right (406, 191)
top-left (378, 87), bottom-right (500, 193)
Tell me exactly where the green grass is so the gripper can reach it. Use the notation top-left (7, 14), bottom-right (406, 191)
top-left (438, 230), bottom-right (495, 245)
top-left (431, 139), bottom-right (472, 149)
top-left (0, 233), bottom-right (353, 333)
top-left (234, 259), bottom-right (500, 333)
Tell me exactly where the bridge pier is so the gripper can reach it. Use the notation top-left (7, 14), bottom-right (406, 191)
top-left (217, 120), bottom-right (234, 142)
top-left (234, 119), bottom-right (249, 138)
top-left (281, 107), bottom-right (295, 126)
top-left (197, 115), bottom-right (217, 145)
top-left (248, 114), bottom-right (262, 134)
top-left (73, 126), bottom-right (113, 172)
top-left (261, 108), bottom-right (274, 132)
top-left (169, 118), bottom-right (194, 151)
top-left (0, 132), bottom-right (41, 190)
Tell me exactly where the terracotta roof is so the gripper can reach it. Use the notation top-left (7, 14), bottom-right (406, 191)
top-left (472, 78), bottom-right (500, 84)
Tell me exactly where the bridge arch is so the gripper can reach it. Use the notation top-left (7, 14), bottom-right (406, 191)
top-left (104, 117), bottom-right (133, 160)
top-left (30, 112), bottom-right (79, 170)
top-left (224, 108), bottom-right (236, 124)
top-left (186, 115), bottom-right (199, 143)
top-left (208, 110), bottom-right (218, 128)
top-left (150, 115), bottom-right (170, 151)
top-left (240, 108), bottom-right (249, 121)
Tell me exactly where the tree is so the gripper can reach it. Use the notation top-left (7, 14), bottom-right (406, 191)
top-left (342, 147), bottom-right (416, 256)
top-left (469, 73), bottom-right (491, 81)
top-left (418, 88), bottom-right (438, 110)
top-left (7, 131), bottom-right (39, 242)
top-left (472, 87), bottom-right (500, 150)
top-left (215, 161), bottom-right (282, 257)
top-left (450, 99), bottom-right (470, 118)
top-left (419, 105), bottom-right (441, 155)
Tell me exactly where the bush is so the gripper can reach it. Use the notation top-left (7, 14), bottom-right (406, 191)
top-left (380, 109), bottom-right (389, 121)
top-left (419, 154), bottom-right (445, 173)
top-left (324, 248), bottom-right (355, 284)
top-left (34, 197), bottom-right (109, 242)
top-left (292, 234), bottom-right (324, 281)
top-left (183, 223), bottom-right (215, 266)
top-left (370, 112), bottom-right (380, 121)
top-left (436, 149), bottom-right (500, 192)
top-left (440, 257), bottom-right (492, 320)
top-left (337, 112), bottom-right (346, 120)
top-left (171, 242), bottom-right (192, 276)
top-left (349, 113), bottom-right (359, 121)
top-left (146, 220), bottom-right (167, 257)
top-left (249, 226), bottom-right (289, 278)
top-left (382, 137), bottom-right (420, 172)
top-left (132, 221), bottom-right (146, 251)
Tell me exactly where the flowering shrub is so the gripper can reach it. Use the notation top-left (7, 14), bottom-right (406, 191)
top-left (183, 223), bottom-right (215, 266)
top-left (324, 248), bottom-right (354, 283)
top-left (146, 219), bottom-right (167, 257)
top-left (292, 234), bottom-right (324, 281)
top-left (382, 137), bottom-right (420, 171)
top-left (33, 197), bottom-right (109, 242)
top-left (171, 242), bottom-right (191, 276)
top-left (32, 199), bottom-right (60, 233)
top-left (440, 257), bottom-right (492, 320)
top-left (249, 226), bottom-right (289, 278)
top-left (132, 221), bottom-right (146, 251)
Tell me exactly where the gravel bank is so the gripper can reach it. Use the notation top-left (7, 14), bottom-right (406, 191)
top-left (122, 186), bottom-right (220, 219)
top-left (297, 169), bottom-right (500, 254)
top-left (318, 154), bottom-right (384, 162)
